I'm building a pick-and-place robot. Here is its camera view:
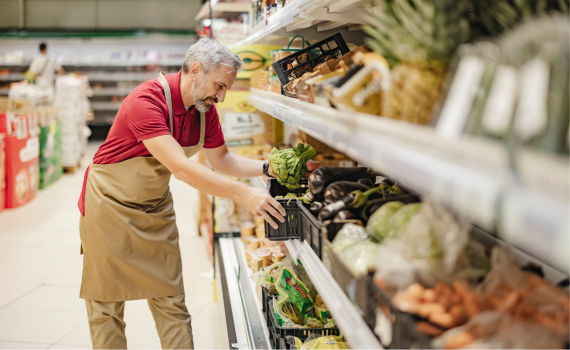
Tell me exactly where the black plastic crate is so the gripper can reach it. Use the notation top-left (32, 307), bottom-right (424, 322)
top-left (267, 296), bottom-right (340, 340)
top-left (272, 33), bottom-right (350, 86)
top-left (265, 179), bottom-right (308, 241)
top-left (299, 204), bottom-right (324, 258)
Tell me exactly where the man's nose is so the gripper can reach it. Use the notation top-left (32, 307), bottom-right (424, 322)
top-left (216, 90), bottom-right (226, 103)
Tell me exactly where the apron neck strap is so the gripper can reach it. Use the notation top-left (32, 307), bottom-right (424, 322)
top-left (157, 72), bottom-right (174, 136)
top-left (199, 111), bottom-right (206, 144)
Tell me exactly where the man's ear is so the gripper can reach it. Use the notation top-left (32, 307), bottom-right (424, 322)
top-left (190, 62), bottom-right (202, 76)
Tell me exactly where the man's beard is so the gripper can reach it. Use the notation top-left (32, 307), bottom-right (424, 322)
top-left (193, 78), bottom-right (218, 113)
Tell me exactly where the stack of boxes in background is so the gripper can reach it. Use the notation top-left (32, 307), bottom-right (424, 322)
top-left (54, 75), bottom-right (91, 168)
top-left (0, 101), bottom-right (40, 210)
top-left (37, 108), bottom-right (62, 188)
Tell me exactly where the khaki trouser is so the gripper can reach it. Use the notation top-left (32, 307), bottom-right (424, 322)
top-left (85, 294), bottom-right (194, 349)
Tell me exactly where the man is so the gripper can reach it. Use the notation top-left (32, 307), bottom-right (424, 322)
top-left (78, 38), bottom-right (285, 349)
top-left (28, 42), bottom-right (65, 88)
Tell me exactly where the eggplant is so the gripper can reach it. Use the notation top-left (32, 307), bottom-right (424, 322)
top-left (308, 167), bottom-right (379, 195)
top-left (324, 181), bottom-right (382, 204)
top-left (334, 210), bottom-right (357, 221)
top-left (319, 186), bottom-right (385, 221)
top-left (357, 178), bottom-right (375, 188)
top-left (306, 192), bottom-right (315, 202)
top-left (309, 201), bottom-right (325, 215)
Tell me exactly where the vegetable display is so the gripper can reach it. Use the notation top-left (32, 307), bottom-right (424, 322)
top-left (269, 143), bottom-right (317, 190)
top-left (308, 166), bottom-right (378, 195)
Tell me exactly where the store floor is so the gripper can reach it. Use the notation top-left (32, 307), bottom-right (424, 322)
top-left (0, 142), bottom-right (226, 349)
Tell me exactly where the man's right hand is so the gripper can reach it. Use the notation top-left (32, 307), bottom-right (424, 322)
top-left (243, 187), bottom-right (286, 229)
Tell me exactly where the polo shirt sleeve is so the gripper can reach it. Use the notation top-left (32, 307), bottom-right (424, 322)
top-left (124, 91), bottom-right (171, 142)
top-left (204, 105), bottom-right (226, 149)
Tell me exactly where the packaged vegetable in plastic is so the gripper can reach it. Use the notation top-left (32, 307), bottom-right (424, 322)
top-left (303, 314), bottom-right (324, 328)
top-left (366, 201), bottom-right (404, 242)
top-left (386, 203), bottom-right (421, 239)
top-left (314, 294), bottom-right (333, 325)
top-left (274, 256), bottom-right (317, 318)
top-left (475, 247), bottom-right (569, 339)
top-left (252, 262), bottom-right (281, 295)
top-left (374, 200), bottom-right (470, 289)
top-left (339, 241), bottom-right (379, 277)
top-left (432, 310), bottom-right (567, 349)
top-left (301, 334), bottom-right (349, 350)
top-left (273, 297), bottom-right (302, 327)
top-left (331, 223), bottom-right (369, 254)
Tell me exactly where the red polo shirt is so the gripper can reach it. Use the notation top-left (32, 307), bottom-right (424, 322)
top-left (78, 71), bottom-right (225, 216)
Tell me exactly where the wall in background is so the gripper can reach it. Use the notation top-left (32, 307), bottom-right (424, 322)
top-left (0, 0), bottom-right (201, 30)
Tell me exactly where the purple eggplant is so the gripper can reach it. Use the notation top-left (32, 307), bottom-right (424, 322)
top-left (308, 167), bottom-right (379, 195)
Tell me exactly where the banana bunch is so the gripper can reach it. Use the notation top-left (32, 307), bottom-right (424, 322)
top-left (471, 0), bottom-right (569, 37)
top-left (363, 0), bottom-right (470, 65)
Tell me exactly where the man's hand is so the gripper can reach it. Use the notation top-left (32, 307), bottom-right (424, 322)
top-left (243, 187), bottom-right (286, 229)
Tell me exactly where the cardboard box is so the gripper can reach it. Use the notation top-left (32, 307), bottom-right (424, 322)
top-left (0, 135), bottom-right (5, 215)
top-left (2, 111), bottom-right (40, 208)
top-left (217, 90), bottom-right (282, 150)
top-left (39, 121), bottom-right (62, 189)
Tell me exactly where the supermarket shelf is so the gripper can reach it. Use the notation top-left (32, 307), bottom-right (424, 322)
top-left (196, 0), bottom-right (251, 20)
top-left (86, 72), bottom-right (174, 82)
top-left (0, 88), bottom-right (8, 96)
top-left (219, 237), bottom-right (271, 349)
top-left (285, 239), bottom-right (383, 349)
top-left (0, 60), bottom-right (182, 67)
top-left (91, 87), bottom-right (135, 96)
top-left (230, 0), bottom-right (377, 48)
top-left (0, 74), bottom-right (24, 81)
top-left (249, 88), bottom-right (570, 275)
top-left (90, 101), bottom-right (123, 110)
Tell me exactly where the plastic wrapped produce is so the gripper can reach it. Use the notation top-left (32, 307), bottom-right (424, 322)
top-left (300, 334), bottom-right (349, 350)
top-left (366, 201), bottom-right (404, 242)
top-left (339, 241), bottom-right (379, 277)
top-left (331, 223), bottom-right (369, 253)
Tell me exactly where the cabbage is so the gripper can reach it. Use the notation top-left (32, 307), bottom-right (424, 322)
top-left (366, 201), bottom-right (405, 242)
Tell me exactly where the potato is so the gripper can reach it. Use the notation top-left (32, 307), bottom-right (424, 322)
top-left (428, 312), bottom-right (456, 329)
top-left (449, 305), bottom-right (468, 325)
top-left (416, 321), bottom-right (443, 337)
top-left (408, 283), bottom-right (424, 300)
top-left (422, 289), bottom-right (437, 302)
top-left (417, 303), bottom-right (445, 318)
top-left (444, 331), bottom-right (476, 349)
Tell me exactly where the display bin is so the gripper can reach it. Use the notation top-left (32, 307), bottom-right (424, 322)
top-left (320, 218), bottom-right (432, 349)
top-left (267, 296), bottom-right (341, 350)
top-left (302, 193), bottom-right (419, 258)
top-left (265, 178), bottom-right (308, 241)
top-left (272, 33), bottom-right (350, 86)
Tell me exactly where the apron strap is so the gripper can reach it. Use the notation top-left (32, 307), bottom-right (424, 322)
top-left (199, 112), bottom-right (206, 145)
top-left (157, 72), bottom-right (174, 136)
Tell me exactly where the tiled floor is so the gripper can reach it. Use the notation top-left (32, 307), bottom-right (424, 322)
top-left (0, 142), bottom-right (227, 349)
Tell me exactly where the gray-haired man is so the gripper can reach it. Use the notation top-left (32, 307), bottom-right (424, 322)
top-left (78, 38), bottom-right (285, 349)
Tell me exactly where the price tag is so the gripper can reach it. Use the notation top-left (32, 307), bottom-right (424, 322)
top-left (514, 57), bottom-right (550, 141)
top-left (482, 65), bottom-right (518, 135)
top-left (375, 176), bottom-right (386, 184)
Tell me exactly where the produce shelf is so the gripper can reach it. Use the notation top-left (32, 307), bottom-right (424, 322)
top-left (86, 72), bottom-right (174, 82)
top-left (0, 74), bottom-right (25, 81)
top-left (91, 87), bottom-right (135, 96)
top-left (284, 239), bottom-right (383, 349)
top-left (229, 0), bottom-right (375, 48)
top-left (0, 89), bottom-right (9, 96)
top-left (249, 88), bottom-right (569, 275)
top-left (196, 0), bottom-right (251, 20)
top-left (90, 101), bottom-right (123, 111)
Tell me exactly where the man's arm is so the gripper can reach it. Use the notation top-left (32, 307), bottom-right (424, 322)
top-left (143, 135), bottom-right (285, 228)
top-left (202, 145), bottom-right (268, 178)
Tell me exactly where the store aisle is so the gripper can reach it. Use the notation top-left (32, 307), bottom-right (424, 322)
top-left (0, 142), bottom-right (225, 349)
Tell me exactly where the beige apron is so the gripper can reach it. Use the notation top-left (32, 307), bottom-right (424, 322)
top-left (80, 72), bottom-right (205, 301)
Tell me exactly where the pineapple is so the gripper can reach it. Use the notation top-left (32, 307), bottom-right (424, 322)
top-left (470, 0), bottom-right (569, 38)
top-left (363, 0), bottom-right (470, 124)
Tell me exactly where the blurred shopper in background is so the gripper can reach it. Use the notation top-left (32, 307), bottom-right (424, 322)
top-left (28, 42), bottom-right (65, 88)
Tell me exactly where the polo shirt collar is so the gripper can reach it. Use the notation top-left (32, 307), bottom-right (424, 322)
top-left (167, 71), bottom-right (189, 116)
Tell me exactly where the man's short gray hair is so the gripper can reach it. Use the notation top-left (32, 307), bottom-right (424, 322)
top-left (182, 38), bottom-right (243, 75)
